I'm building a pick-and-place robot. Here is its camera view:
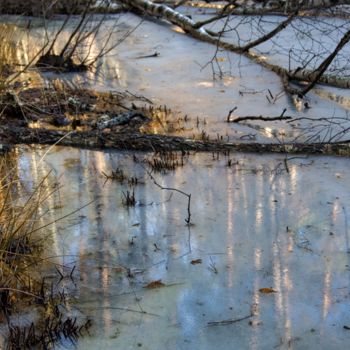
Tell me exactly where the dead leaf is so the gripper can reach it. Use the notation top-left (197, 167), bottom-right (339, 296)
top-left (112, 267), bottom-right (124, 273)
top-left (259, 288), bottom-right (277, 294)
top-left (144, 279), bottom-right (165, 289)
top-left (191, 259), bottom-right (202, 265)
top-left (216, 57), bottom-right (226, 62)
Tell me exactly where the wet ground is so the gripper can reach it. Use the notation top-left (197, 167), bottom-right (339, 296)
top-left (11, 145), bottom-right (350, 349)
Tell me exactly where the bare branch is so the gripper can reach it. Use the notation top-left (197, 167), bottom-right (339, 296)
top-left (301, 28), bottom-right (350, 96)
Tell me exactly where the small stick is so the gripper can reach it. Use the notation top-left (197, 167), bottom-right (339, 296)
top-left (226, 106), bottom-right (237, 122)
top-left (280, 108), bottom-right (287, 118)
top-left (208, 313), bottom-right (253, 326)
top-left (228, 115), bottom-right (292, 123)
top-left (135, 51), bottom-right (160, 59)
top-left (144, 166), bottom-right (192, 225)
top-left (86, 306), bottom-right (160, 317)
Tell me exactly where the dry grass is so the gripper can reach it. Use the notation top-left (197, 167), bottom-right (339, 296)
top-left (0, 152), bottom-right (91, 349)
top-left (0, 153), bottom-right (53, 313)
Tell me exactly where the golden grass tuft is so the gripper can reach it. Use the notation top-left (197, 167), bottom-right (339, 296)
top-left (0, 152), bottom-right (53, 313)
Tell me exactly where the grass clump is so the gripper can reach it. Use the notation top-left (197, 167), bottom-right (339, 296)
top-left (0, 152), bottom-right (91, 349)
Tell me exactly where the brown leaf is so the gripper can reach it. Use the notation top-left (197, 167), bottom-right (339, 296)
top-left (190, 259), bottom-right (202, 265)
top-left (259, 288), bottom-right (277, 294)
top-left (144, 279), bottom-right (165, 289)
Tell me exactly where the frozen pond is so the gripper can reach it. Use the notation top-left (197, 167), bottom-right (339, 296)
top-left (1, 7), bottom-right (350, 348)
top-left (12, 145), bottom-right (350, 349)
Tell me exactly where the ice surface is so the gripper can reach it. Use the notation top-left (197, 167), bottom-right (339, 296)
top-left (13, 145), bottom-right (350, 349)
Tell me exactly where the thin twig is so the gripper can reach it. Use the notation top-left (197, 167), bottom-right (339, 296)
top-left (81, 306), bottom-right (160, 317)
top-left (144, 166), bottom-right (192, 225)
top-left (208, 313), bottom-right (253, 326)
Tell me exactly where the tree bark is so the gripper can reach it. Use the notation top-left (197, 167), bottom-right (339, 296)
top-left (119, 0), bottom-right (350, 90)
top-left (4, 126), bottom-right (350, 156)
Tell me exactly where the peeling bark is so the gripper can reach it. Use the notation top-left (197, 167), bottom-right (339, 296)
top-left (119, 0), bottom-right (350, 90)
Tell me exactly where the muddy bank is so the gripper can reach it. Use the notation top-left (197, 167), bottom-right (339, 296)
top-left (1, 86), bottom-right (350, 156)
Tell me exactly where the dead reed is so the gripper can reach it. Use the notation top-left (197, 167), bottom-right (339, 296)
top-left (146, 151), bottom-right (187, 173)
top-left (122, 190), bottom-right (136, 207)
top-left (0, 152), bottom-right (91, 349)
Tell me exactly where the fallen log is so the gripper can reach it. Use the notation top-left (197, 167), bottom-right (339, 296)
top-left (3, 126), bottom-right (350, 156)
top-left (119, 0), bottom-right (350, 89)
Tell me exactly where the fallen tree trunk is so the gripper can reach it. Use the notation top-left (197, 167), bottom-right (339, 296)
top-left (181, 0), bottom-right (350, 15)
top-left (119, 0), bottom-right (350, 89)
top-left (4, 126), bottom-right (350, 156)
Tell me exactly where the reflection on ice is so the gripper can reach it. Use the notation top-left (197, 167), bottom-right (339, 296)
top-left (9, 145), bottom-right (350, 349)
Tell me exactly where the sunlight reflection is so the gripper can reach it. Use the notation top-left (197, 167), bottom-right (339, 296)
top-left (273, 241), bottom-right (292, 345)
top-left (272, 242), bottom-right (283, 315)
top-left (322, 266), bottom-right (331, 320)
top-left (255, 206), bottom-right (263, 224)
top-left (264, 127), bottom-right (273, 138)
top-left (102, 267), bottom-right (112, 332)
top-left (283, 268), bottom-right (293, 291)
top-left (93, 151), bottom-right (108, 174)
top-left (196, 81), bottom-right (214, 88)
top-left (254, 248), bottom-right (262, 270)
top-left (171, 25), bottom-right (185, 34)
top-left (223, 76), bottom-right (237, 86)
top-left (332, 200), bottom-right (340, 221)
top-left (289, 164), bottom-right (298, 190)
top-left (287, 235), bottom-right (294, 253)
top-left (227, 168), bottom-right (234, 288)
top-left (250, 247), bottom-right (262, 350)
